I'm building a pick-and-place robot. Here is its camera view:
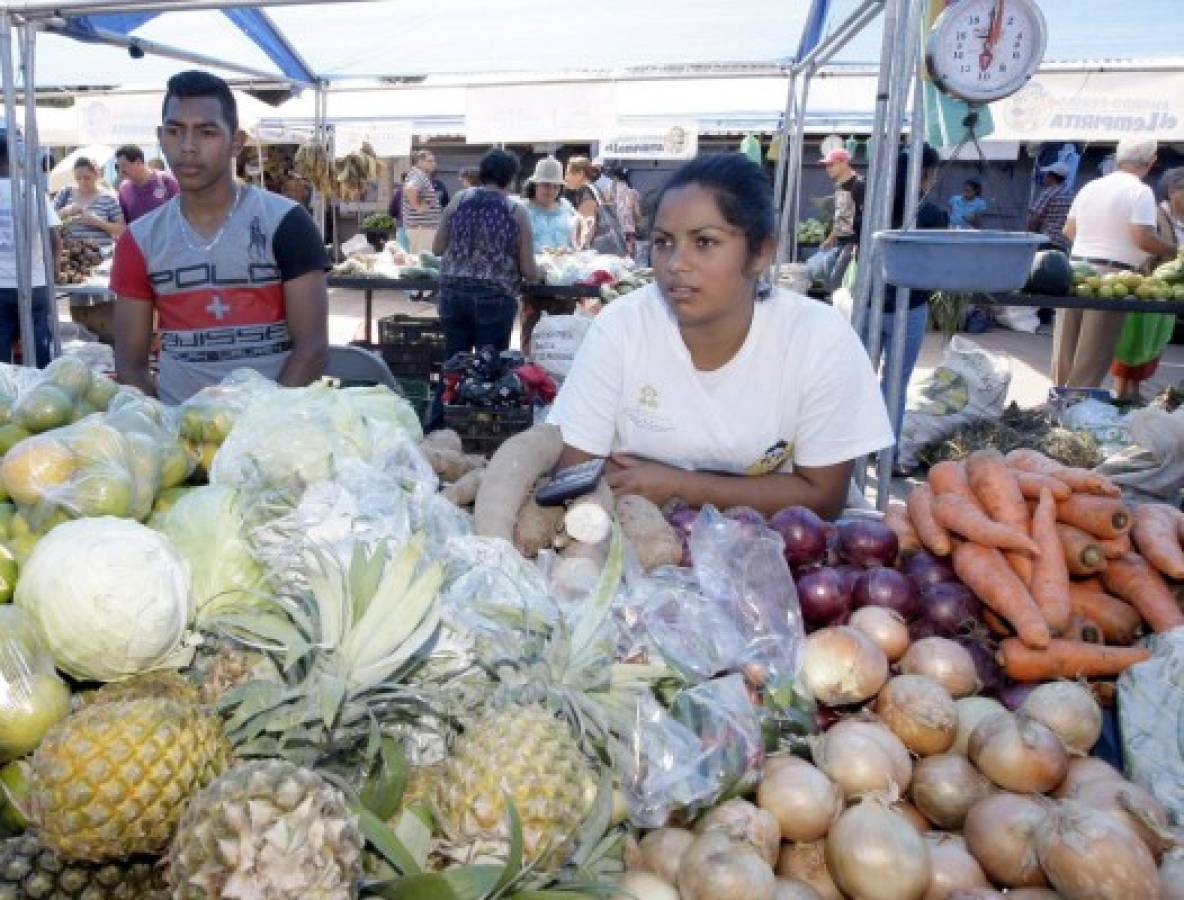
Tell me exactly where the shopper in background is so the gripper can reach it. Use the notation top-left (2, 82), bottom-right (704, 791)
top-left (949, 178), bottom-right (986, 229)
top-left (590, 156), bottom-right (614, 201)
top-left (524, 157), bottom-right (577, 253)
top-left (459, 167), bottom-right (480, 190)
top-left (54, 156), bottom-right (124, 245)
top-left (612, 167), bottom-right (643, 259)
top-left (0, 136), bottom-right (60, 366)
top-left (115, 144), bottom-right (179, 223)
top-left (401, 149), bottom-right (443, 254)
top-left (1055, 137), bottom-right (1175, 388)
top-left (1027, 162), bottom-right (1073, 252)
top-left (879, 144), bottom-right (948, 433)
top-left (1109, 167), bottom-right (1184, 400)
top-left (564, 156), bottom-right (626, 254)
top-left (431, 174), bottom-right (451, 211)
top-left (818, 147), bottom-right (864, 288)
top-left (428, 149), bottom-right (538, 429)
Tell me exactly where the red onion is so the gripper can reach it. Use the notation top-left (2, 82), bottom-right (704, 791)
top-left (835, 564), bottom-right (863, 597)
top-left (919, 583), bottom-right (982, 635)
top-left (902, 550), bottom-right (959, 590)
top-left (956, 637), bottom-right (1004, 696)
top-left (836, 518), bottom-right (899, 568)
top-left (668, 505), bottom-right (699, 539)
top-left (724, 506), bottom-right (766, 527)
top-left (996, 681), bottom-right (1038, 711)
top-left (795, 567), bottom-right (852, 628)
top-left (769, 506), bottom-right (830, 569)
top-left (852, 567), bottom-right (920, 619)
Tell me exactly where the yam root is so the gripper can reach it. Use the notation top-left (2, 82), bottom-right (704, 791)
top-left (514, 481), bottom-right (566, 557)
top-left (907, 483), bottom-right (952, 556)
top-left (421, 444), bottom-right (485, 483)
top-left (1068, 583), bottom-right (1143, 645)
top-left (932, 493), bottom-right (1039, 554)
top-left (885, 502), bottom-right (922, 554)
top-left (998, 637), bottom-right (1150, 681)
top-left (564, 481), bottom-right (616, 545)
top-left (1055, 524), bottom-right (1108, 576)
top-left (1005, 448), bottom-right (1120, 497)
top-left (1132, 503), bottom-right (1184, 579)
top-left (952, 542), bottom-right (1050, 649)
top-left (441, 468), bottom-right (484, 507)
top-left (420, 428), bottom-right (464, 454)
top-left (473, 424), bottom-right (563, 543)
top-left (617, 493), bottom-right (683, 571)
top-left (1055, 495), bottom-right (1131, 540)
top-left (1101, 552), bottom-right (1184, 633)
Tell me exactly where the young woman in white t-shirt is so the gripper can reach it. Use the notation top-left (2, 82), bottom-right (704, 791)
top-left (549, 154), bottom-right (893, 519)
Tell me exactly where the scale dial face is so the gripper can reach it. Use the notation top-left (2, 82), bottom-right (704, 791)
top-left (925, 0), bottom-right (1048, 103)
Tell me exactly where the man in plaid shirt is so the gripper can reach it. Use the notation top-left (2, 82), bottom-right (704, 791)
top-left (1027, 162), bottom-right (1074, 252)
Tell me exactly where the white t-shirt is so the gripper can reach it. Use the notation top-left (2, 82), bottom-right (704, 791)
top-left (1067, 171), bottom-right (1157, 268)
top-left (0, 182), bottom-right (59, 289)
top-left (549, 284), bottom-right (894, 475)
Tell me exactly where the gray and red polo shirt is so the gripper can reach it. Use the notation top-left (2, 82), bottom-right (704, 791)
top-left (110, 184), bottom-right (327, 404)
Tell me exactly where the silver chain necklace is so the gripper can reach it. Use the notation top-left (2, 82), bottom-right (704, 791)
top-left (175, 181), bottom-right (243, 253)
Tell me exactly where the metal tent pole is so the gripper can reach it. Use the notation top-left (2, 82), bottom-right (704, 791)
top-left (2, 0), bottom-right (337, 16)
top-left (21, 21), bottom-right (55, 358)
top-left (784, 74), bottom-right (812, 264)
top-left (771, 67), bottom-right (797, 265)
top-left (0, 13), bottom-right (33, 368)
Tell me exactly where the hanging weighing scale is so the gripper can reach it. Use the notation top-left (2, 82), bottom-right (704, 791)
top-left (925, 0), bottom-right (1048, 104)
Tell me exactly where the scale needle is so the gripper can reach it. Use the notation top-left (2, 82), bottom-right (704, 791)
top-left (979, 0), bottom-right (1005, 71)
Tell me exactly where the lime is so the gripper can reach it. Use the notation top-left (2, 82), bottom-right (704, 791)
top-left (0, 424), bottom-right (29, 456)
top-left (0, 671), bottom-right (70, 762)
top-left (0, 760), bottom-right (30, 834)
top-left (43, 356), bottom-right (93, 400)
top-left (13, 384), bottom-right (74, 434)
top-left (83, 375), bottom-right (119, 410)
top-left (1075, 284), bottom-right (1095, 298)
top-left (1098, 285), bottom-right (1115, 299)
top-left (70, 468), bottom-right (134, 518)
top-left (0, 542), bottom-right (16, 603)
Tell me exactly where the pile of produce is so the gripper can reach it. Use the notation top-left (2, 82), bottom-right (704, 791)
top-left (1073, 250), bottom-right (1184, 301)
top-left (796, 218), bottom-right (827, 245)
top-left (599, 267), bottom-right (654, 302)
top-left (335, 141), bottom-right (384, 202)
top-left (56, 237), bottom-right (102, 285)
top-left (293, 139), bottom-right (334, 196)
top-left (537, 248), bottom-right (635, 287)
top-left (919, 401), bottom-right (1104, 470)
top-left (331, 247), bottom-right (441, 281)
top-left (0, 370), bottom-right (1181, 899)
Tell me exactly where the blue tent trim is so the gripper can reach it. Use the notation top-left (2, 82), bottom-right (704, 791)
top-left (62, 10), bottom-right (315, 85)
top-left (795, 0), bottom-right (832, 63)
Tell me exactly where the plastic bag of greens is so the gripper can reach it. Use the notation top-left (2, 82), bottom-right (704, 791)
top-left (0, 606), bottom-right (71, 762)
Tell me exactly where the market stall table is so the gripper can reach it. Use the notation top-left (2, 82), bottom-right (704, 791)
top-left (984, 292), bottom-right (1184, 315)
top-left (57, 281), bottom-right (116, 344)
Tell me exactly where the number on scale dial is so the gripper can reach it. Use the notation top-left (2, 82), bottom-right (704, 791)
top-left (925, 0), bottom-right (1048, 103)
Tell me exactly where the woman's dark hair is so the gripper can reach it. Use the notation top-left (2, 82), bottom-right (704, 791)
top-left (73, 156), bottom-right (98, 174)
top-left (892, 143), bottom-right (940, 226)
top-left (612, 167), bottom-right (633, 187)
top-left (653, 153), bottom-right (775, 258)
top-left (459, 166), bottom-right (480, 186)
top-left (965, 178), bottom-right (982, 195)
top-left (479, 149), bottom-right (520, 188)
top-left (162, 69), bottom-right (239, 133)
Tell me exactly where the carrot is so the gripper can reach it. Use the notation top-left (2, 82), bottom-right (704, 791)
top-left (1007, 552), bottom-right (1033, 587)
top-left (1055, 524), bottom-right (1108, 576)
top-left (1096, 533), bottom-right (1131, 560)
top-left (1068, 583), bottom-right (1143, 645)
top-left (1055, 494), bottom-right (1131, 540)
top-left (1004, 448), bottom-right (1121, 497)
top-left (998, 637), bottom-right (1150, 681)
top-left (967, 448), bottom-right (1030, 529)
top-left (1030, 488), bottom-right (1072, 634)
top-left (1013, 470), bottom-right (1073, 502)
top-left (953, 542), bottom-right (1050, 649)
top-left (1101, 552), bottom-right (1184, 633)
top-left (1075, 575), bottom-right (1105, 592)
top-left (928, 460), bottom-right (982, 506)
top-left (1132, 503), bottom-right (1184, 579)
top-left (885, 502), bottom-right (922, 554)
top-left (906, 484), bottom-right (952, 556)
top-left (1063, 614), bottom-right (1104, 645)
top-left (932, 493), bottom-right (1039, 554)
top-left (981, 607), bottom-right (1013, 638)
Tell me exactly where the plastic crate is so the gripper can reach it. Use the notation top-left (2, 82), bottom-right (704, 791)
top-left (378, 315), bottom-right (446, 380)
top-left (395, 377), bottom-right (432, 423)
top-left (443, 404), bottom-right (533, 456)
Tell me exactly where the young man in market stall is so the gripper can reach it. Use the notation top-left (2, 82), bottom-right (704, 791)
top-left (110, 70), bottom-right (329, 405)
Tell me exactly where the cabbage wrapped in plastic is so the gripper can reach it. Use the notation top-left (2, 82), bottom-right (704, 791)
top-left (0, 606), bottom-right (71, 760)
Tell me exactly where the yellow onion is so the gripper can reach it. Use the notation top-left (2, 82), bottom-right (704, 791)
top-left (1036, 799), bottom-right (1161, 900)
top-left (1000, 891), bottom-right (1061, 899)
top-left (952, 696), bottom-right (1006, 756)
top-left (1066, 777), bottom-right (1174, 859)
top-left (612, 872), bottom-right (679, 900)
top-left (678, 831), bottom-right (776, 900)
top-left (825, 797), bottom-right (932, 900)
top-left (776, 841), bottom-right (841, 900)
top-left (801, 626), bottom-right (888, 706)
top-left (812, 718), bottom-right (912, 800)
top-left (962, 793), bottom-right (1048, 888)
top-left (923, 833), bottom-right (989, 900)
top-left (756, 757), bottom-right (841, 844)
top-left (910, 753), bottom-right (995, 830)
top-left (900, 637), bottom-right (980, 698)
top-left (695, 799), bottom-right (780, 866)
top-left (894, 800), bottom-right (930, 835)
top-left (1051, 756), bottom-right (1124, 798)
top-left (627, 827), bottom-right (695, 885)
top-left (849, 605), bottom-right (910, 662)
top-left (1019, 681), bottom-right (1102, 754)
top-left (968, 712), bottom-right (1067, 794)
top-left (875, 674), bottom-right (958, 756)
top-left (775, 879), bottom-right (824, 900)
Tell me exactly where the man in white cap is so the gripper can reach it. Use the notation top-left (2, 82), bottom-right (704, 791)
top-left (1054, 137), bottom-right (1175, 387)
top-left (1027, 161), bottom-right (1074, 253)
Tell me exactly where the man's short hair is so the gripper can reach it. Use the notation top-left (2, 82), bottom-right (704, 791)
top-left (413, 149), bottom-right (433, 165)
top-left (1116, 138), bottom-right (1157, 168)
top-left (162, 70), bottom-right (238, 133)
top-left (115, 144), bottom-right (144, 164)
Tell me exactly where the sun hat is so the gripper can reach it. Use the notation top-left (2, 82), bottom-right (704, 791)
top-left (528, 156), bottom-right (564, 185)
top-left (820, 148), bottom-right (851, 165)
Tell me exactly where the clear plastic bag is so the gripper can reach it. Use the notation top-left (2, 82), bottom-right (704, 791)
top-left (0, 606), bottom-right (71, 762)
top-left (439, 535), bottom-right (556, 639)
top-left (670, 674), bottom-right (766, 807)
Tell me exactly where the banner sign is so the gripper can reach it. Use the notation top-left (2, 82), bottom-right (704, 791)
top-left (465, 83), bottom-right (617, 143)
top-left (600, 123), bottom-right (698, 159)
top-left (75, 97), bottom-right (160, 145)
top-left (334, 122), bottom-right (412, 158)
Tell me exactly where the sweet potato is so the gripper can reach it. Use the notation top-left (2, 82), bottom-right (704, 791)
top-left (1055, 495), bottom-right (1131, 540)
top-left (441, 467), bottom-right (484, 507)
top-left (473, 424), bottom-right (564, 542)
top-left (617, 493), bottom-right (683, 571)
top-left (907, 483), bottom-right (952, 556)
top-left (1132, 503), bottom-right (1184, 579)
top-left (1101, 552), bottom-right (1184, 633)
top-left (953, 542), bottom-right (1050, 649)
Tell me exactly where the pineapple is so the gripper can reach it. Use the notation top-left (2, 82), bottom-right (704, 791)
top-left (0, 832), bottom-right (168, 899)
top-left (187, 640), bottom-right (273, 706)
top-left (76, 671), bottom-right (200, 709)
top-left (30, 698), bottom-right (231, 862)
top-left (168, 759), bottom-right (363, 899)
top-left (435, 705), bottom-right (598, 866)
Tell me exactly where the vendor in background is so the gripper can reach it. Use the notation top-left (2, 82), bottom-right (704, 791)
top-left (428, 149), bottom-right (538, 430)
top-left (948, 178), bottom-right (986, 229)
top-left (612, 167), bottom-right (643, 259)
top-left (1026, 162), bottom-right (1073, 252)
top-left (1109, 167), bottom-right (1184, 401)
top-left (115, 144), bottom-right (179, 223)
top-left (819, 148), bottom-right (864, 288)
top-left (879, 144), bottom-right (948, 433)
top-left (401, 149), bottom-right (443, 255)
top-left (549, 153), bottom-right (892, 519)
top-left (54, 157), bottom-right (124, 245)
top-left (564, 156), bottom-right (626, 255)
top-left (1056, 138), bottom-right (1175, 388)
